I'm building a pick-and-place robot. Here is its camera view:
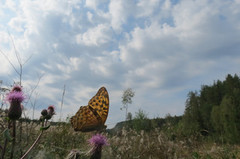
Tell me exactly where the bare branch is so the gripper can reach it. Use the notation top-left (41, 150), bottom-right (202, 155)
top-left (25, 74), bottom-right (44, 105)
top-left (7, 30), bottom-right (22, 66)
top-left (0, 49), bottom-right (20, 75)
top-left (22, 54), bottom-right (33, 66)
top-left (60, 84), bottom-right (66, 121)
top-left (30, 92), bottom-right (39, 119)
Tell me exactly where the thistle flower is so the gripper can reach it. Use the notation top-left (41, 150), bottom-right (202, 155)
top-left (88, 134), bottom-right (108, 159)
top-left (6, 91), bottom-right (25, 103)
top-left (47, 105), bottom-right (55, 116)
top-left (6, 85), bottom-right (25, 120)
top-left (89, 134), bottom-right (108, 147)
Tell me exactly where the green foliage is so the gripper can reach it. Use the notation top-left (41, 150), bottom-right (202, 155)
top-left (220, 96), bottom-right (239, 143)
top-left (126, 112), bottom-right (132, 121)
top-left (180, 91), bottom-right (202, 136)
top-left (3, 128), bottom-right (13, 141)
top-left (134, 109), bottom-right (148, 120)
top-left (40, 125), bottom-right (50, 131)
top-left (181, 74), bottom-right (240, 143)
top-left (42, 123), bottom-right (87, 158)
top-left (128, 109), bottom-right (151, 132)
top-left (192, 152), bottom-right (201, 159)
top-left (104, 129), bottom-right (240, 159)
top-left (121, 88), bottom-right (135, 121)
top-left (122, 88), bottom-right (135, 106)
top-left (211, 105), bottom-right (223, 141)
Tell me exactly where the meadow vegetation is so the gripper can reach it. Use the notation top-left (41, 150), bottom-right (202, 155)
top-left (1, 115), bottom-right (240, 159)
top-left (1, 74), bottom-right (240, 158)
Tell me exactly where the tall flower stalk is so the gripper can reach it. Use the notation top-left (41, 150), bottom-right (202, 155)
top-left (3, 85), bottom-right (25, 159)
top-left (1, 85), bottom-right (55, 159)
top-left (20, 105), bottom-right (55, 159)
top-left (6, 85), bottom-right (25, 120)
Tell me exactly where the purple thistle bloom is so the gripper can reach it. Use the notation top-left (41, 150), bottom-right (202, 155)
top-left (88, 134), bottom-right (108, 147)
top-left (6, 86), bottom-right (25, 120)
top-left (6, 91), bottom-right (25, 103)
top-left (88, 134), bottom-right (108, 159)
top-left (47, 105), bottom-right (55, 115)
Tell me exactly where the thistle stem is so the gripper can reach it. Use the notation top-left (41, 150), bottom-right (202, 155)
top-left (10, 120), bottom-right (16, 159)
top-left (20, 131), bottom-right (43, 159)
top-left (1, 121), bottom-right (10, 159)
top-left (1, 139), bottom-right (8, 159)
top-left (20, 120), bottom-right (46, 159)
top-left (90, 146), bottom-right (102, 159)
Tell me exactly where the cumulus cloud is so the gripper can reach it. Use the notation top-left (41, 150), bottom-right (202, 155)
top-left (85, 0), bottom-right (98, 10)
top-left (0, 0), bottom-right (240, 127)
top-left (76, 24), bottom-right (112, 46)
top-left (136, 0), bottom-right (160, 17)
top-left (109, 0), bottom-right (135, 32)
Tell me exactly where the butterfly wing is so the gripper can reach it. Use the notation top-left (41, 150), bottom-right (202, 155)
top-left (70, 87), bottom-right (109, 132)
top-left (70, 106), bottom-right (100, 132)
top-left (88, 87), bottom-right (109, 125)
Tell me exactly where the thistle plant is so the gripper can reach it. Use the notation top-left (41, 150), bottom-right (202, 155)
top-left (0, 85), bottom-right (55, 159)
top-left (40, 105), bottom-right (56, 121)
top-left (1, 85), bottom-right (25, 159)
top-left (20, 105), bottom-right (55, 159)
top-left (6, 85), bottom-right (25, 120)
top-left (88, 134), bottom-right (109, 159)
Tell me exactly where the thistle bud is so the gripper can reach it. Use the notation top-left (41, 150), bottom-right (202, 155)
top-left (8, 100), bottom-right (22, 120)
top-left (47, 105), bottom-right (55, 117)
top-left (41, 109), bottom-right (48, 116)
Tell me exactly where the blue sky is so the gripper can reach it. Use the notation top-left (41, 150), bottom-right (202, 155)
top-left (0, 0), bottom-right (240, 128)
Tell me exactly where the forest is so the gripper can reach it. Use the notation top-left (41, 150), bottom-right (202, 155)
top-left (116, 74), bottom-right (240, 142)
top-left (180, 74), bottom-right (240, 143)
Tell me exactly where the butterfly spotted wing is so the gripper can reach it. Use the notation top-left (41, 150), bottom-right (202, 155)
top-left (70, 87), bottom-right (109, 132)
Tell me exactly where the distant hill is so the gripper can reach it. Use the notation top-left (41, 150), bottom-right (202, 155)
top-left (107, 115), bottom-right (182, 135)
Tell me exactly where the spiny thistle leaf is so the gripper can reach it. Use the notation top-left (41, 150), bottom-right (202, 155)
top-left (40, 125), bottom-right (50, 131)
top-left (3, 128), bottom-right (13, 141)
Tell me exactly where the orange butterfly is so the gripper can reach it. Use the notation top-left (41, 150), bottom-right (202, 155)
top-left (70, 87), bottom-right (109, 132)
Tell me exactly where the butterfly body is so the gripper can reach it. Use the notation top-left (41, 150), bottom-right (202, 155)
top-left (70, 87), bottom-right (109, 132)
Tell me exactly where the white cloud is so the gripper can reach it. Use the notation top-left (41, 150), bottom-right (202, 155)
top-left (136, 0), bottom-right (159, 17)
top-left (0, 47), bottom-right (24, 75)
top-left (76, 24), bottom-right (112, 46)
top-left (4, 0), bottom-right (17, 12)
top-left (85, 0), bottom-right (98, 10)
top-left (109, 0), bottom-right (135, 32)
top-left (8, 17), bottom-right (25, 32)
top-left (55, 56), bottom-right (82, 74)
top-left (87, 11), bottom-right (93, 23)
top-left (0, 31), bottom-right (10, 44)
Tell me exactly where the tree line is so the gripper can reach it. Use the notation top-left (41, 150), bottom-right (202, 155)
top-left (180, 74), bottom-right (240, 143)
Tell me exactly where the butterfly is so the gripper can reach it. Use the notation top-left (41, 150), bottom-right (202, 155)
top-left (70, 87), bottom-right (109, 132)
